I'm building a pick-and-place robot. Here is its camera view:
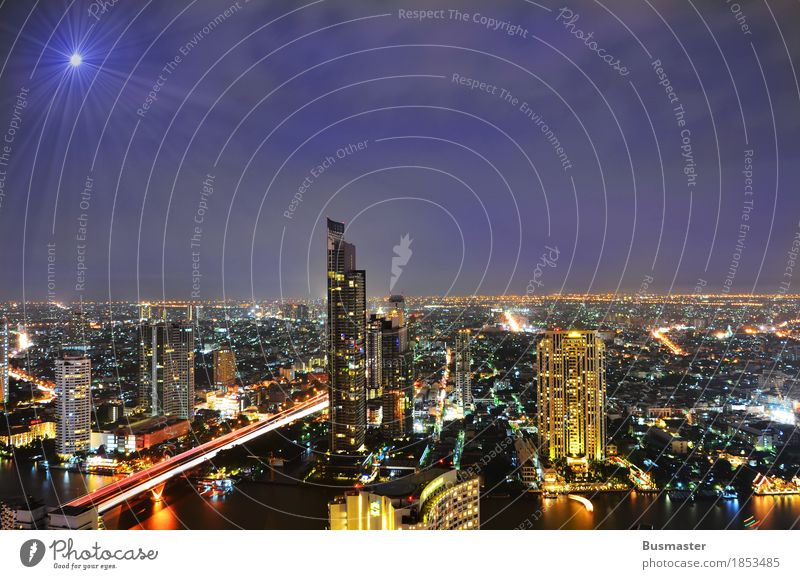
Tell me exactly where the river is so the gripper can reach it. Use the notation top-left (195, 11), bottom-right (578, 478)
top-left (2, 460), bottom-right (799, 530)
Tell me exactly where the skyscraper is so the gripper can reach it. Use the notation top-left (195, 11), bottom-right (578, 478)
top-left (326, 218), bottom-right (367, 454)
top-left (536, 330), bottom-right (606, 464)
top-left (55, 355), bottom-right (91, 456)
top-left (381, 297), bottom-right (413, 438)
top-left (213, 345), bottom-right (236, 391)
top-left (366, 301), bottom-right (413, 438)
top-left (1, 318), bottom-right (8, 407)
top-left (366, 317), bottom-right (383, 401)
top-left (139, 321), bottom-right (195, 420)
top-left (454, 329), bottom-right (472, 415)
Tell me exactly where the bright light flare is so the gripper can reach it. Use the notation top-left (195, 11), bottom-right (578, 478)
top-left (651, 327), bottom-right (686, 355)
top-left (503, 311), bottom-right (523, 333)
top-left (69, 53), bottom-right (82, 67)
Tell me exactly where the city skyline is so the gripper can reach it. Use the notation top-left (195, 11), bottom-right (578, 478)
top-left (4, 275), bottom-right (800, 529)
top-left (2, 0), bottom-right (800, 540)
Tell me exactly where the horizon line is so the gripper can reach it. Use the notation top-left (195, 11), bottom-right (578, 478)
top-left (3, 292), bottom-right (800, 306)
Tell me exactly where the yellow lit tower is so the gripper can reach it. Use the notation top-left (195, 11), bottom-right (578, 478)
top-left (536, 330), bottom-right (606, 465)
top-left (213, 344), bottom-right (236, 392)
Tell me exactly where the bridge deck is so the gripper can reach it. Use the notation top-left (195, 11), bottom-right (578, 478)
top-left (66, 393), bottom-right (328, 513)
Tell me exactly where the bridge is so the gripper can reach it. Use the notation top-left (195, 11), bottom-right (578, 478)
top-left (9, 365), bottom-right (55, 395)
top-left (66, 392), bottom-right (328, 514)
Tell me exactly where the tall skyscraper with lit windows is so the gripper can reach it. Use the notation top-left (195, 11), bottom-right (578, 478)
top-left (454, 328), bottom-right (472, 415)
top-left (213, 344), bottom-right (236, 391)
top-left (1, 318), bottom-right (8, 407)
top-left (366, 317), bottom-right (383, 401)
top-left (536, 330), bottom-right (606, 463)
top-left (139, 321), bottom-right (195, 420)
top-left (55, 355), bottom-right (91, 456)
top-left (326, 218), bottom-right (367, 454)
top-left (368, 296), bottom-right (413, 439)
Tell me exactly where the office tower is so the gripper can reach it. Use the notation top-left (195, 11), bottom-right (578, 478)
top-left (454, 328), bottom-right (472, 415)
top-left (366, 317), bottom-right (383, 401)
top-left (1, 318), bottom-right (8, 407)
top-left (139, 321), bottom-right (195, 420)
top-left (366, 311), bottom-right (412, 438)
top-left (213, 345), bottom-right (236, 391)
top-left (536, 330), bottom-right (606, 464)
top-left (55, 355), bottom-right (91, 456)
top-left (329, 470), bottom-right (479, 530)
top-left (326, 218), bottom-right (367, 454)
top-left (329, 491), bottom-right (402, 530)
top-left (378, 301), bottom-right (413, 439)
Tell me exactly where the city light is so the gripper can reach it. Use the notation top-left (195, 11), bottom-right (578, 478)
top-left (651, 327), bottom-right (686, 356)
top-left (503, 311), bottom-right (523, 333)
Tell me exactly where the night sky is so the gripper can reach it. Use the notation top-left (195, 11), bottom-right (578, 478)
top-left (0, 0), bottom-right (798, 302)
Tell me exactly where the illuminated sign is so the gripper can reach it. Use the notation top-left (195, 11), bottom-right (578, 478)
top-left (369, 500), bottom-right (381, 517)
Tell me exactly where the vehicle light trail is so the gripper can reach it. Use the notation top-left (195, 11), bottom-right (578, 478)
top-left (66, 393), bottom-right (328, 514)
top-left (8, 366), bottom-right (55, 392)
top-left (651, 327), bottom-right (686, 355)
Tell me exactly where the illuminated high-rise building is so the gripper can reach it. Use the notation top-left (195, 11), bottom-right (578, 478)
top-left (381, 300), bottom-right (413, 439)
top-left (1, 318), bottom-right (8, 407)
top-left (328, 490), bottom-right (405, 530)
top-left (326, 218), bottom-right (367, 454)
top-left (454, 329), bottom-right (472, 415)
top-left (55, 355), bottom-right (91, 456)
top-left (213, 345), bottom-right (236, 391)
top-left (536, 330), bottom-right (606, 463)
top-left (329, 470), bottom-right (479, 530)
top-left (366, 317), bottom-right (383, 401)
top-left (366, 303), bottom-right (413, 438)
top-left (139, 321), bottom-right (195, 420)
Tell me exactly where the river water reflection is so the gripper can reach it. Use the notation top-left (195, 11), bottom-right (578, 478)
top-left (2, 460), bottom-right (798, 530)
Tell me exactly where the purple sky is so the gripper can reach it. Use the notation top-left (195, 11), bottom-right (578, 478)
top-left (0, 0), bottom-right (798, 301)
